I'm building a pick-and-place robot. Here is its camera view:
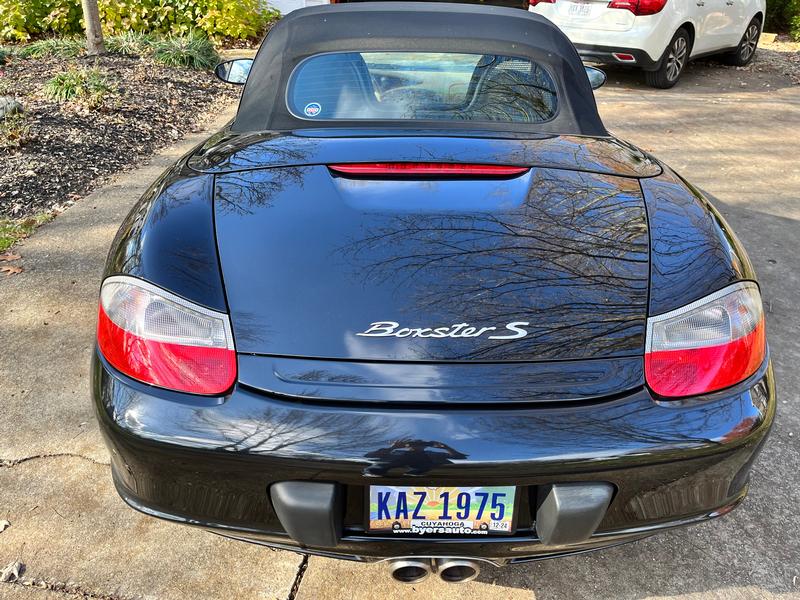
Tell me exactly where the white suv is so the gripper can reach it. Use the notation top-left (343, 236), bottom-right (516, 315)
top-left (530, 0), bottom-right (765, 87)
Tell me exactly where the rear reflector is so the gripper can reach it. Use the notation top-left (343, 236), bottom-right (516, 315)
top-left (645, 282), bottom-right (765, 398)
top-left (613, 53), bottom-right (637, 62)
top-left (97, 275), bottom-right (236, 395)
top-left (328, 163), bottom-right (530, 177)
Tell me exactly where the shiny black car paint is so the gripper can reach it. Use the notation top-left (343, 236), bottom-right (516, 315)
top-left (94, 2), bottom-right (774, 563)
top-left (188, 129), bottom-right (662, 178)
top-left (105, 162), bottom-right (227, 312)
top-left (641, 169), bottom-right (757, 315)
top-left (93, 349), bottom-right (774, 561)
top-left (237, 354), bottom-right (644, 405)
top-left (214, 164), bottom-right (649, 362)
top-left (96, 131), bottom-right (773, 556)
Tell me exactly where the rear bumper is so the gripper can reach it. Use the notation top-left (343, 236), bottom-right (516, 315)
top-left (93, 350), bottom-right (775, 563)
top-left (528, 6), bottom-right (674, 67)
top-left (574, 44), bottom-right (662, 70)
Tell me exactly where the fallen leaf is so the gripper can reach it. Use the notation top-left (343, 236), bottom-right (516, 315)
top-left (0, 561), bottom-right (22, 583)
top-left (0, 520), bottom-right (9, 532)
top-left (0, 253), bottom-right (20, 261)
top-left (1, 266), bottom-right (22, 275)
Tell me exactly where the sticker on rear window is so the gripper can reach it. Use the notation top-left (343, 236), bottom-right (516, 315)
top-left (304, 102), bottom-right (322, 117)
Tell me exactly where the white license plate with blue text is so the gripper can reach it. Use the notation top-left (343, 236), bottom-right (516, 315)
top-left (368, 485), bottom-right (516, 535)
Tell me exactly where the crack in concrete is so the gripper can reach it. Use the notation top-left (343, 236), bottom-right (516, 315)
top-left (0, 453), bottom-right (110, 469)
top-left (1, 576), bottom-right (132, 599)
top-left (287, 554), bottom-right (308, 600)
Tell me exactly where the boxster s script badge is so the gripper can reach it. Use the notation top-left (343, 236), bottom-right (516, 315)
top-left (356, 321), bottom-right (530, 340)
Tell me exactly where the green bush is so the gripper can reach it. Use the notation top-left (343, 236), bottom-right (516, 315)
top-left (44, 66), bottom-right (113, 106)
top-left (791, 0), bottom-right (800, 40)
top-left (14, 31), bottom-right (219, 69)
top-left (0, 0), bottom-right (43, 41)
top-left (0, 0), bottom-right (279, 42)
top-left (15, 36), bottom-right (83, 58)
top-left (104, 31), bottom-right (156, 56)
top-left (0, 113), bottom-right (31, 150)
top-left (149, 32), bottom-right (219, 69)
top-left (766, 0), bottom-right (800, 39)
top-left (0, 45), bottom-right (13, 63)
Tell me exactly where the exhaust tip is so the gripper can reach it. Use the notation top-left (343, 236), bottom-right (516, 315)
top-left (436, 558), bottom-right (480, 583)
top-left (388, 558), bottom-right (432, 584)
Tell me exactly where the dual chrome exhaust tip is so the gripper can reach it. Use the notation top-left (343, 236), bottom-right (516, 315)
top-left (388, 557), bottom-right (480, 584)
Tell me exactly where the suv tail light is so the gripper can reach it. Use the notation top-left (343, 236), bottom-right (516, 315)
top-left (607, 0), bottom-right (667, 15)
top-left (645, 282), bottom-right (765, 398)
top-left (97, 276), bottom-right (236, 395)
top-left (530, 0), bottom-right (556, 6)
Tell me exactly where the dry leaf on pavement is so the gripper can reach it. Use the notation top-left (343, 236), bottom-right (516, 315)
top-left (0, 253), bottom-right (20, 261)
top-left (1, 265), bottom-right (22, 275)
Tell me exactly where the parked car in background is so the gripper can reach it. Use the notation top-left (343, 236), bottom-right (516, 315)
top-left (530, 0), bottom-right (765, 87)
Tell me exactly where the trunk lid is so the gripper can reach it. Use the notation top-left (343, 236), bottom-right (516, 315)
top-left (212, 136), bottom-right (650, 364)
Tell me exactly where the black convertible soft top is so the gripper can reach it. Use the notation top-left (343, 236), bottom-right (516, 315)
top-left (233, 2), bottom-right (606, 136)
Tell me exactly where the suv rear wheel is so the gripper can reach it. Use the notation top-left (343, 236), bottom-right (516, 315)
top-left (722, 17), bottom-right (761, 66)
top-left (645, 28), bottom-right (690, 89)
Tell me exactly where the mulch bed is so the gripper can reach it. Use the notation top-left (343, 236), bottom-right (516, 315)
top-left (0, 53), bottom-right (238, 219)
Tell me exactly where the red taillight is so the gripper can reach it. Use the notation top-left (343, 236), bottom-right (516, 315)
top-left (328, 163), bottom-right (530, 177)
top-left (530, 0), bottom-right (556, 6)
top-left (608, 0), bottom-right (667, 15)
top-left (645, 282), bottom-right (766, 398)
top-left (97, 276), bottom-right (236, 395)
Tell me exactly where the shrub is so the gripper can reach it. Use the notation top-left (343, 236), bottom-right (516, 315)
top-left (16, 30), bottom-right (219, 70)
top-left (0, 45), bottom-right (13, 64)
top-left (149, 32), bottom-right (219, 69)
top-left (15, 36), bottom-right (84, 58)
top-left (44, 66), bottom-right (113, 106)
top-left (0, 1), bottom-right (37, 42)
top-left (0, 0), bottom-right (279, 42)
top-left (792, 0), bottom-right (800, 40)
top-left (104, 31), bottom-right (156, 56)
top-left (766, 0), bottom-right (800, 39)
top-left (41, 0), bottom-right (84, 36)
top-left (196, 0), bottom-right (280, 41)
top-left (0, 113), bottom-right (31, 151)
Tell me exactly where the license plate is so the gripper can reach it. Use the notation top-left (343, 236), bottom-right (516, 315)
top-left (568, 1), bottom-right (592, 16)
top-left (368, 486), bottom-right (516, 535)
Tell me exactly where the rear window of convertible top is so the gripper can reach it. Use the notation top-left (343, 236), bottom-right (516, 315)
top-left (286, 52), bottom-right (558, 124)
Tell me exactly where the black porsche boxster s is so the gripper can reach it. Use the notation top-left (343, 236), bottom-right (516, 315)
top-left (93, 3), bottom-right (774, 584)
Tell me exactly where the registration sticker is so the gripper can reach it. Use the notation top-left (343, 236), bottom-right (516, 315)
top-left (368, 486), bottom-right (516, 535)
top-left (303, 102), bottom-right (322, 117)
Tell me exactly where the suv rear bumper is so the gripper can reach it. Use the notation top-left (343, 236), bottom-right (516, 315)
top-left (575, 44), bottom-right (661, 70)
top-left (93, 350), bottom-right (775, 562)
top-left (528, 6), bottom-right (675, 67)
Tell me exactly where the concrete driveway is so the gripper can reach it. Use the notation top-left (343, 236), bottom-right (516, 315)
top-left (0, 53), bottom-right (798, 600)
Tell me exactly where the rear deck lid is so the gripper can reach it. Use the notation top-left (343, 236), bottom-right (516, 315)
top-left (213, 139), bottom-right (650, 364)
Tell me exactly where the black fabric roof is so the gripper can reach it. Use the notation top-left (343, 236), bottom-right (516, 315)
top-left (232, 2), bottom-right (607, 136)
